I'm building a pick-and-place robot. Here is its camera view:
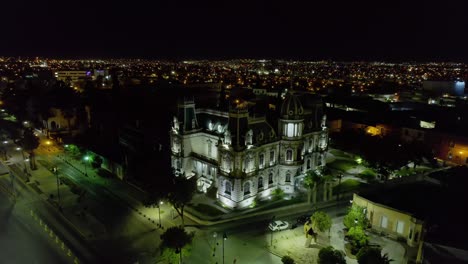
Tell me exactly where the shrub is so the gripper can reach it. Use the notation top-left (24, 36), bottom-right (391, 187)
top-left (281, 255), bottom-right (295, 264)
top-left (318, 246), bottom-right (346, 264)
top-left (347, 226), bottom-right (369, 255)
top-left (272, 188), bottom-right (285, 201)
top-left (343, 205), bottom-right (369, 229)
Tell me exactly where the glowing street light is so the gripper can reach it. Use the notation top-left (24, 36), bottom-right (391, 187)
top-left (53, 167), bottom-right (61, 210)
top-left (84, 155), bottom-right (90, 176)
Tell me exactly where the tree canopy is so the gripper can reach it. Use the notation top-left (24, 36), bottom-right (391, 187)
top-left (167, 176), bottom-right (197, 227)
top-left (357, 246), bottom-right (393, 264)
top-left (343, 205), bottom-right (368, 229)
top-left (311, 211), bottom-right (332, 233)
top-left (318, 246), bottom-right (346, 264)
top-left (160, 226), bottom-right (193, 264)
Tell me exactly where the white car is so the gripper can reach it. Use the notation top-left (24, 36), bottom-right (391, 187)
top-left (269, 220), bottom-right (289, 231)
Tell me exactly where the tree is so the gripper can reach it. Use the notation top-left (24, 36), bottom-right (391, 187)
top-left (304, 170), bottom-right (323, 204)
top-left (347, 226), bottom-right (369, 255)
top-left (318, 246), bottom-right (347, 264)
top-left (160, 226), bottom-right (193, 264)
top-left (167, 176), bottom-right (197, 228)
top-left (311, 211), bottom-right (332, 233)
top-left (281, 255), bottom-right (295, 264)
top-left (343, 205), bottom-right (368, 229)
top-left (357, 246), bottom-right (393, 264)
top-left (20, 128), bottom-right (39, 170)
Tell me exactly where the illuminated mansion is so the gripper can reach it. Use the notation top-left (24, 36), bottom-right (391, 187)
top-left (170, 92), bottom-right (329, 208)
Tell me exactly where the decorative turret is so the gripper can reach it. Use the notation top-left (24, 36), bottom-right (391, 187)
top-left (176, 98), bottom-right (199, 133)
top-left (227, 99), bottom-right (249, 151)
top-left (279, 92), bottom-right (304, 138)
top-left (280, 91), bottom-right (304, 120)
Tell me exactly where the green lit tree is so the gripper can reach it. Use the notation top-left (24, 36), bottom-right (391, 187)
top-left (318, 246), bottom-right (347, 264)
top-left (357, 246), bottom-right (393, 264)
top-left (311, 211), bottom-right (332, 234)
top-left (343, 205), bottom-right (368, 229)
top-left (167, 176), bottom-right (197, 228)
top-left (20, 128), bottom-right (39, 170)
top-left (304, 170), bottom-right (323, 204)
top-left (160, 226), bottom-right (193, 264)
top-left (347, 226), bottom-right (369, 255)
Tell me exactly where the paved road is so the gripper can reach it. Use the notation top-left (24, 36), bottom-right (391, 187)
top-left (185, 203), bottom-right (348, 264)
top-left (0, 177), bottom-right (69, 264)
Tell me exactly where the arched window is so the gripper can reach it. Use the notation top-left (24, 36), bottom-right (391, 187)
top-left (268, 172), bottom-right (273, 184)
top-left (286, 172), bottom-right (291, 183)
top-left (244, 182), bottom-right (251, 195)
top-left (259, 153), bottom-right (265, 168)
top-left (225, 181), bottom-right (232, 195)
top-left (224, 130), bottom-right (231, 145)
top-left (258, 177), bottom-right (264, 189)
top-left (307, 159), bottom-right (311, 169)
top-left (286, 149), bottom-right (293, 161)
top-left (246, 130), bottom-right (253, 145)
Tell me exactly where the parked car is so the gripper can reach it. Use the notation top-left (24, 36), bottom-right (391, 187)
top-left (296, 214), bottom-right (311, 225)
top-left (269, 220), bottom-right (290, 231)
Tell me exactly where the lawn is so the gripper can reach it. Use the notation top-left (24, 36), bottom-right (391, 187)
top-left (188, 203), bottom-right (225, 217)
top-left (332, 179), bottom-right (365, 193)
top-left (329, 149), bottom-right (351, 157)
top-left (327, 159), bottom-right (358, 172)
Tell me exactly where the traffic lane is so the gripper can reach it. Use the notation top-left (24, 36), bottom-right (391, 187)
top-left (205, 203), bottom-right (348, 236)
top-left (0, 191), bottom-right (69, 264)
top-left (10, 164), bottom-right (102, 263)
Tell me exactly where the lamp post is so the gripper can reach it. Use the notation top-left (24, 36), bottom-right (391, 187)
top-left (270, 215), bottom-right (276, 246)
top-left (222, 232), bottom-right (227, 264)
top-left (16, 147), bottom-right (28, 174)
top-left (53, 167), bottom-right (61, 209)
top-left (158, 201), bottom-right (163, 228)
top-left (84, 155), bottom-right (89, 176)
top-left (337, 173), bottom-right (343, 201)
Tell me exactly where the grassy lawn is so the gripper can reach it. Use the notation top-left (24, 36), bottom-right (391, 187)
top-left (333, 179), bottom-right (365, 193)
top-left (327, 159), bottom-right (358, 171)
top-left (329, 149), bottom-right (351, 158)
top-left (188, 203), bottom-right (225, 217)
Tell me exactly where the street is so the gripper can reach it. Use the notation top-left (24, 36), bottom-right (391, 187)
top-left (0, 176), bottom-right (69, 264)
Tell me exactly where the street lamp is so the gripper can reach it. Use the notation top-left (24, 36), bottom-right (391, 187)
top-left (84, 155), bottom-right (90, 176)
top-left (53, 167), bottom-right (61, 210)
top-left (222, 232), bottom-right (227, 264)
top-left (158, 201), bottom-right (163, 228)
top-left (16, 147), bottom-right (28, 174)
top-left (270, 215), bottom-right (276, 246)
top-left (337, 173), bottom-right (343, 201)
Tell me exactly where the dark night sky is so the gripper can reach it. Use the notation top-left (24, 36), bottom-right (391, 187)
top-left (1, 0), bottom-right (467, 61)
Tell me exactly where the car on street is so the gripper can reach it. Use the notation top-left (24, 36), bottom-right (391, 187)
top-left (296, 214), bottom-right (311, 225)
top-left (269, 220), bottom-right (290, 231)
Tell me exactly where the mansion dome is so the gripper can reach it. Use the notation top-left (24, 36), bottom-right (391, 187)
top-left (280, 92), bottom-right (304, 120)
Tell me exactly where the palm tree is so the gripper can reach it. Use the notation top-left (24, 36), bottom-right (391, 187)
top-left (20, 128), bottom-right (40, 170)
top-left (304, 170), bottom-right (323, 204)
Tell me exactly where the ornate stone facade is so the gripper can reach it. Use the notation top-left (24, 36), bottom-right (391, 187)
top-left (170, 92), bottom-right (328, 208)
